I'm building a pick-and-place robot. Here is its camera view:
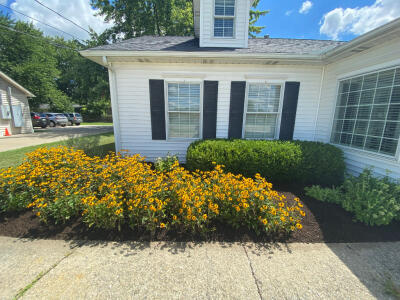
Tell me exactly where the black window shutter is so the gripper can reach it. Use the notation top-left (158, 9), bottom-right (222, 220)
top-left (228, 81), bottom-right (246, 139)
top-left (203, 81), bottom-right (219, 139)
top-left (149, 79), bottom-right (166, 140)
top-left (279, 81), bottom-right (300, 140)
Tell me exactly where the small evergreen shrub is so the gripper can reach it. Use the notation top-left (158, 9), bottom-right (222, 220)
top-left (186, 139), bottom-right (345, 186)
top-left (306, 169), bottom-right (400, 226)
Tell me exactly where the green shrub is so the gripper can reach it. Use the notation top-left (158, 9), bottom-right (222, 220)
top-left (186, 139), bottom-right (345, 186)
top-left (305, 169), bottom-right (400, 226)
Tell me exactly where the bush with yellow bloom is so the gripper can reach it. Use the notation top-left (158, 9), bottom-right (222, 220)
top-left (0, 146), bottom-right (305, 234)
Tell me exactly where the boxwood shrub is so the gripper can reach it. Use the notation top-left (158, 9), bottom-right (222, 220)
top-left (186, 139), bottom-right (345, 186)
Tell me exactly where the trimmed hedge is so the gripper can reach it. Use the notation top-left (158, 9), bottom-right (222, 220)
top-left (186, 139), bottom-right (345, 186)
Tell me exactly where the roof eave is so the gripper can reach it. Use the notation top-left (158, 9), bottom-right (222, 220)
top-left (80, 50), bottom-right (323, 65)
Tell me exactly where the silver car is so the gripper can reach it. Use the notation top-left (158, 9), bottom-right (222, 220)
top-left (41, 113), bottom-right (68, 127)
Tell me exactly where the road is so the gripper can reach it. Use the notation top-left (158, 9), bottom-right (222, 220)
top-left (0, 125), bottom-right (113, 152)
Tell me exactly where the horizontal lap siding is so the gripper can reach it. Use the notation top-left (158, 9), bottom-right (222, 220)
top-left (0, 79), bottom-right (33, 135)
top-left (316, 38), bottom-right (400, 178)
top-left (113, 63), bottom-right (322, 162)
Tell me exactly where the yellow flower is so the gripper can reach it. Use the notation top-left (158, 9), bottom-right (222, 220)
top-left (173, 215), bottom-right (177, 220)
top-left (202, 214), bottom-right (207, 220)
top-left (160, 223), bottom-right (166, 228)
top-left (296, 223), bottom-right (302, 229)
top-left (262, 218), bottom-right (268, 225)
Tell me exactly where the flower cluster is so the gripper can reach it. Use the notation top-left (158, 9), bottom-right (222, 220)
top-left (0, 147), bottom-right (305, 234)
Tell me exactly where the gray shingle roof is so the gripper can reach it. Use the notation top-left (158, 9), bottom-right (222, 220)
top-left (87, 36), bottom-right (346, 55)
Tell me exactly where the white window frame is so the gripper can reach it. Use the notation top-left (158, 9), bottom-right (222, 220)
top-left (241, 81), bottom-right (285, 140)
top-left (164, 80), bottom-right (203, 141)
top-left (213, 0), bottom-right (236, 39)
top-left (330, 65), bottom-right (400, 162)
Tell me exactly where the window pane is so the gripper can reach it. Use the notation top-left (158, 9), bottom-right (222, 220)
top-left (167, 83), bottom-right (200, 138)
top-left (363, 73), bottom-right (377, 90)
top-left (350, 76), bottom-right (363, 91)
top-left (338, 80), bottom-right (350, 93)
top-left (247, 83), bottom-right (280, 113)
top-left (244, 114), bottom-right (277, 139)
top-left (214, 18), bottom-right (234, 37)
top-left (384, 122), bottom-right (400, 139)
top-left (215, 0), bottom-right (235, 16)
top-left (380, 139), bottom-right (398, 155)
top-left (377, 69), bottom-right (395, 88)
top-left (331, 66), bottom-right (400, 156)
top-left (391, 86), bottom-right (400, 104)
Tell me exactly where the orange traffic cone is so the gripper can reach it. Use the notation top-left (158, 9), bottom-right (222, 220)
top-left (4, 128), bottom-right (11, 136)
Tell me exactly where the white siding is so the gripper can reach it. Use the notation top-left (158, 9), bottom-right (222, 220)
top-left (316, 37), bottom-right (400, 178)
top-left (112, 63), bottom-right (323, 162)
top-left (0, 78), bottom-right (33, 136)
top-left (199, 0), bottom-right (250, 48)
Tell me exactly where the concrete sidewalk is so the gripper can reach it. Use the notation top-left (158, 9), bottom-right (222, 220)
top-left (0, 236), bottom-right (399, 300)
top-left (0, 125), bottom-right (113, 152)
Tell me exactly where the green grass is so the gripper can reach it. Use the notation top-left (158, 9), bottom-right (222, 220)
top-left (0, 133), bottom-right (115, 169)
top-left (81, 122), bottom-right (113, 126)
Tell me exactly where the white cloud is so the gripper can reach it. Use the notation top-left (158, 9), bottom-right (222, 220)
top-left (320, 0), bottom-right (400, 40)
top-left (0, 0), bottom-right (8, 5)
top-left (9, 0), bottom-right (113, 41)
top-left (299, 1), bottom-right (313, 14)
top-left (285, 10), bottom-right (293, 16)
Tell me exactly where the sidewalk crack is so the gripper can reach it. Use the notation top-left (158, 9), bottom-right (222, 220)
top-left (242, 244), bottom-right (263, 300)
top-left (13, 240), bottom-right (86, 300)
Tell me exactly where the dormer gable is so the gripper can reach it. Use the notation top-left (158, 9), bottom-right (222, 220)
top-left (193, 0), bottom-right (252, 48)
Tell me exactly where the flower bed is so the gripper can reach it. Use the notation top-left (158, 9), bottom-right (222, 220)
top-left (0, 147), bottom-right (304, 235)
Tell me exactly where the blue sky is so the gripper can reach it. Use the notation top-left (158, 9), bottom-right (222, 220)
top-left (1, 0), bottom-right (400, 41)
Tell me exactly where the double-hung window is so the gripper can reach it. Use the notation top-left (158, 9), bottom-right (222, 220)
top-left (331, 67), bottom-right (400, 157)
top-left (166, 82), bottom-right (201, 139)
top-left (214, 0), bottom-right (235, 38)
top-left (243, 83), bottom-right (282, 139)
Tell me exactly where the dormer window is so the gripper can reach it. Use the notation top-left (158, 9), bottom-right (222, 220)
top-left (214, 0), bottom-right (235, 38)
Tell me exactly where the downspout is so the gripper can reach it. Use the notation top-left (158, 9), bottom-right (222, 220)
top-left (313, 65), bottom-right (326, 141)
top-left (103, 56), bottom-right (121, 152)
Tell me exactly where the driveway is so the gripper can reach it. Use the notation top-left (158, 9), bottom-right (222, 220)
top-left (0, 125), bottom-right (113, 152)
top-left (0, 237), bottom-right (399, 299)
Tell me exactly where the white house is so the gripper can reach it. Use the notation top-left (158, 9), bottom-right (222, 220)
top-left (0, 71), bottom-right (34, 136)
top-left (81, 0), bottom-right (400, 179)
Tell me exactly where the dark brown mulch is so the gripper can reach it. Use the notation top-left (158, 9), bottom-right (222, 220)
top-left (0, 187), bottom-right (399, 243)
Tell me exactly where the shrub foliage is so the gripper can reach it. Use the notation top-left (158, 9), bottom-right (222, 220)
top-left (306, 169), bottom-right (400, 226)
top-left (186, 139), bottom-right (345, 186)
top-left (0, 147), bottom-right (305, 234)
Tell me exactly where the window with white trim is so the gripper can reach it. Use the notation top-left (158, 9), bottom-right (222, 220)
top-left (214, 0), bottom-right (235, 37)
top-left (167, 83), bottom-right (201, 139)
top-left (243, 83), bottom-right (282, 139)
top-left (331, 67), bottom-right (400, 156)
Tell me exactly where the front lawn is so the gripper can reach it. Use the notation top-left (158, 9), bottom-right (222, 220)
top-left (0, 133), bottom-right (114, 169)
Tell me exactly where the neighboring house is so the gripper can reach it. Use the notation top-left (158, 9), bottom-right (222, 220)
top-left (80, 0), bottom-right (400, 179)
top-left (0, 71), bottom-right (34, 136)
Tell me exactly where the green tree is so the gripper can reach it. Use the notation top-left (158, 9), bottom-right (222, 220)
top-left (91, 0), bottom-right (193, 41)
top-left (249, 0), bottom-right (269, 37)
top-left (0, 15), bottom-right (72, 111)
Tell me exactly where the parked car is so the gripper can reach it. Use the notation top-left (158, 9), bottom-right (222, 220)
top-left (63, 112), bottom-right (83, 126)
top-left (30, 112), bottom-right (49, 128)
top-left (41, 113), bottom-right (68, 127)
